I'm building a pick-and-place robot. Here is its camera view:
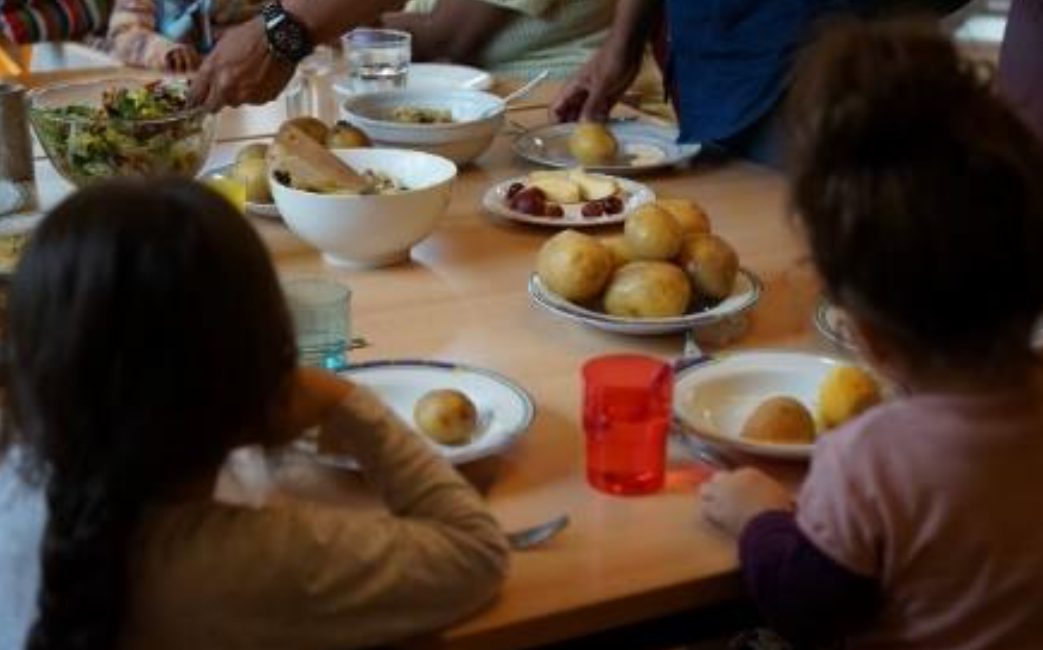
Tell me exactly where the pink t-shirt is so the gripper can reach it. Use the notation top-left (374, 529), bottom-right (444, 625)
top-left (797, 385), bottom-right (1043, 650)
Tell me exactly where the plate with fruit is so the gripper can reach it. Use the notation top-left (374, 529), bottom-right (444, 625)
top-left (673, 351), bottom-right (885, 461)
top-left (483, 168), bottom-right (654, 227)
top-left (526, 201), bottom-right (761, 335)
top-left (513, 121), bottom-right (701, 175)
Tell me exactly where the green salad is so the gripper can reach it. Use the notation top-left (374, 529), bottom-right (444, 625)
top-left (30, 81), bottom-right (212, 186)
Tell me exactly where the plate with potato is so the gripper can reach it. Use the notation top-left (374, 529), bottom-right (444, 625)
top-left (673, 351), bottom-right (885, 461)
top-left (484, 168), bottom-right (654, 227)
top-left (513, 121), bottom-right (701, 175)
top-left (526, 201), bottom-right (761, 335)
top-left (295, 359), bottom-right (534, 468)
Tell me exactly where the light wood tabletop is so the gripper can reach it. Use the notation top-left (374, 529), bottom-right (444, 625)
top-left (26, 78), bottom-right (837, 650)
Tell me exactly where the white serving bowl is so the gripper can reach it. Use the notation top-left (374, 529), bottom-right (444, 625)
top-left (270, 148), bottom-right (457, 268)
top-left (339, 89), bottom-right (504, 165)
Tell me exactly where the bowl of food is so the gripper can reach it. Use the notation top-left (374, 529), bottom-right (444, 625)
top-left (339, 89), bottom-right (504, 165)
top-left (27, 76), bottom-right (215, 187)
top-left (270, 147), bottom-right (457, 268)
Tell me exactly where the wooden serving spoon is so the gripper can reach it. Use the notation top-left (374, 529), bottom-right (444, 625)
top-left (267, 123), bottom-right (368, 194)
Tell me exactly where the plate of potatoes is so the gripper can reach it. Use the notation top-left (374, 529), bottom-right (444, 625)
top-left (527, 200), bottom-right (761, 335)
top-left (673, 351), bottom-right (885, 461)
top-left (295, 359), bottom-right (534, 468)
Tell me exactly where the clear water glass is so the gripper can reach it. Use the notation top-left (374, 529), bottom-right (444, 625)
top-left (342, 28), bottom-right (411, 94)
top-left (283, 277), bottom-right (351, 371)
top-left (285, 45), bottom-right (338, 124)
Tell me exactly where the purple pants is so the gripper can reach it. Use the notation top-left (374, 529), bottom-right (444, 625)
top-left (998, 0), bottom-right (1043, 140)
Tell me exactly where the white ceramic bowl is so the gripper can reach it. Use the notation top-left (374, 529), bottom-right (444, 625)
top-left (270, 148), bottom-right (457, 268)
top-left (339, 89), bottom-right (504, 165)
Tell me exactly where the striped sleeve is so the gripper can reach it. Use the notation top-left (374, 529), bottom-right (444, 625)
top-left (1, 0), bottom-right (111, 43)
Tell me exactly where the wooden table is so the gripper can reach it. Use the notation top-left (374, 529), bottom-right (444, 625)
top-left (29, 83), bottom-right (832, 650)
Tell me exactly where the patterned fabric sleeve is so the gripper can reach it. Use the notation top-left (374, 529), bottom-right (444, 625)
top-left (1, 0), bottom-right (111, 43)
top-left (106, 0), bottom-right (179, 69)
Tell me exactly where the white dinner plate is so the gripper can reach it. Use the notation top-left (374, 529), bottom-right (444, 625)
top-left (483, 174), bottom-right (654, 228)
top-left (513, 121), bottom-right (701, 175)
top-left (528, 269), bottom-right (761, 336)
top-left (295, 359), bottom-right (535, 468)
top-left (673, 350), bottom-right (868, 461)
top-left (202, 164), bottom-right (281, 219)
top-left (334, 63), bottom-right (493, 95)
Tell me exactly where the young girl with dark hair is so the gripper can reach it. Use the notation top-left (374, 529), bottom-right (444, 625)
top-left (699, 20), bottom-right (1043, 650)
top-left (0, 178), bottom-right (507, 650)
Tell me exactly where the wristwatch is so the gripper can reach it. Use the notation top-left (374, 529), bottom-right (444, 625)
top-left (260, 0), bottom-right (313, 64)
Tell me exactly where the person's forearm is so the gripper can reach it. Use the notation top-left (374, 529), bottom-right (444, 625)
top-left (605, 0), bottom-right (662, 59)
top-left (283, 0), bottom-right (404, 45)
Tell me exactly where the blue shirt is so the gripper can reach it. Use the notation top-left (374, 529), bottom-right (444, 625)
top-left (664, 0), bottom-right (876, 146)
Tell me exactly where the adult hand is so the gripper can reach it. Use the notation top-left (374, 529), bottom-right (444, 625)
top-left (189, 18), bottom-right (296, 112)
top-left (165, 45), bottom-right (202, 74)
top-left (551, 41), bottom-right (643, 123)
top-left (699, 468), bottom-right (794, 537)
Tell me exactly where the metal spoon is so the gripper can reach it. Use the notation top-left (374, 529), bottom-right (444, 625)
top-left (506, 513), bottom-right (570, 551)
top-left (484, 70), bottom-right (550, 119)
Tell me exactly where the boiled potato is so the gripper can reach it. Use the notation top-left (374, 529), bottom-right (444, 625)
top-left (280, 116), bottom-right (330, 144)
top-left (742, 396), bottom-right (816, 445)
top-left (537, 230), bottom-right (614, 302)
top-left (326, 122), bottom-right (371, 148)
top-left (625, 203), bottom-right (684, 261)
top-left (601, 235), bottom-right (637, 271)
top-left (568, 122), bottom-right (618, 165)
top-left (657, 198), bottom-right (711, 237)
top-left (232, 157), bottom-right (271, 203)
top-left (414, 389), bottom-right (478, 445)
top-left (236, 143), bottom-right (269, 164)
top-left (817, 366), bottom-right (882, 430)
top-left (603, 261), bottom-right (691, 318)
top-left (677, 233), bottom-right (739, 301)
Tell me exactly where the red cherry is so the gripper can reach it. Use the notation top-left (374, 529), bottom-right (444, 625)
top-left (581, 201), bottom-right (605, 218)
top-left (506, 182), bottom-right (525, 199)
top-left (544, 202), bottom-right (564, 218)
top-left (601, 196), bottom-right (624, 215)
top-left (511, 187), bottom-right (547, 215)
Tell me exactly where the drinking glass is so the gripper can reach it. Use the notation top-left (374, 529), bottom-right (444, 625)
top-left (342, 28), bottom-right (411, 94)
top-left (581, 354), bottom-right (674, 496)
top-left (283, 277), bottom-right (351, 371)
top-left (285, 45), bottom-right (338, 124)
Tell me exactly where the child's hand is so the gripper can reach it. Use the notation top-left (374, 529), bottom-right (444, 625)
top-left (269, 367), bottom-right (353, 444)
top-left (166, 45), bottom-right (202, 73)
top-left (700, 468), bottom-right (794, 537)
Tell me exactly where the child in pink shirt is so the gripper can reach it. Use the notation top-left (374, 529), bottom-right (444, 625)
top-left (700, 19), bottom-right (1043, 650)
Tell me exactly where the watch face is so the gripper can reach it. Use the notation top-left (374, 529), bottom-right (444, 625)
top-left (265, 5), bottom-right (312, 63)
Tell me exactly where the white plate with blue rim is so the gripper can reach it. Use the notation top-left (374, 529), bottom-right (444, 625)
top-left (672, 350), bottom-right (853, 461)
top-left (527, 269), bottom-right (761, 336)
top-left (513, 120), bottom-right (701, 175)
top-left (201, 163), bottom-right (281, 219)
top-left (294, 359), bottom-right (535, 468)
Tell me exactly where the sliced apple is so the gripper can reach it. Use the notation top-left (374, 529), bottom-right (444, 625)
top-left (530, 177), bottom-right (582, 204)
top-left (569, 169), bottom-right (618, 201)
top-left (528, 169), bottom-right (572, 184)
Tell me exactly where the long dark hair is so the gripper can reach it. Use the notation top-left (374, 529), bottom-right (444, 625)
top-left (787, 19), bottom-right (1043, 370)
top-left (1, 178), bottom-right (296, 650)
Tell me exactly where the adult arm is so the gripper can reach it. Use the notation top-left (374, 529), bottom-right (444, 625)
top-left (550, 0), bottom-right (661, 122)
top-left (189, 0), bottom-right (403, 111)
top-left (740, 511), bottom-right (881, 647)
top-left (381, 0), bottom-right (514, 64)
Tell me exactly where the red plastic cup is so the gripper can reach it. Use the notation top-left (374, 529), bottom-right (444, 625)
top-left (582, 354), bottom-right (674, 496)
